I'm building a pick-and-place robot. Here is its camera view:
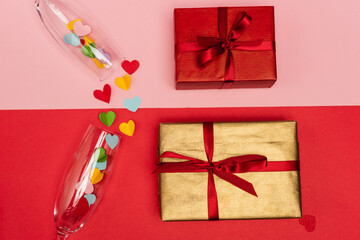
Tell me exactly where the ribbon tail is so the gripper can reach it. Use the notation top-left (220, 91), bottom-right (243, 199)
top-left (228, 12), bottom-right (252, 40)
top-left (218, 154), bottom-right (268, 173)
top-left (198, 45), bottom-right (225, 66)
top-left (213, 169), bottom-right (258, 197)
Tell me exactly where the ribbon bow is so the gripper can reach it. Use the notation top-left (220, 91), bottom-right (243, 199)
top-left (176, 7), bottom-right (274, 88)
top-left (154, 122), bottom-right (299, 220)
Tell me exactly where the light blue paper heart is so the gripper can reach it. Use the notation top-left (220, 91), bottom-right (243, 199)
top-left (64, 33), bottom-right (80, 47)
top-left (123, 96), bottom-right (141, 112)
top-left (95, 160), bottom-right (107, 171)
top-left (84, 194), bottom-right (96, 206)
top-left (105, 134), bottom-right (119, 150)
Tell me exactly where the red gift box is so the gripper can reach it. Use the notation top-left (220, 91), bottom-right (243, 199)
top-left (174, 6), bottom-right (277, 89)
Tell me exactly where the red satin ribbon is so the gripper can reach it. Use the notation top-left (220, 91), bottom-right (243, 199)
top-left (175, 7), bottom-right (274, 88)
top-left (154, 122), bottom-right (299, 220)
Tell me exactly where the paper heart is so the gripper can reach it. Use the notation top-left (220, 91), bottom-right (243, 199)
top-left (73, 197), bottom-right (90, 216)
top-left (92, 58), bottom-right (105, 68)
top-left (99, 111), bottom-right (116, 127)
top-left (73, 21), bottom-right (92, 36)
top-left (95, 160), bottom-right (107, 171)
top-left (115, 75), bottom-right (131, 91)
top-left (75, 179), bottom-right (94, 194)
top-left (121, 60), bottom-right (140, 75)
top-left (119, 120), bottom-right (135, 136)
top-left (93, 84), bottom-right (111, 103)
top-left (82, 45), bottom-right (95, 58)
top-left (64, 33), bottom-right (80, 47)
top-left (67, 19), bottom-right (81, 31)
top-left (123, 96), bottom-right (141, 112)
top-left (84, 36), bottom-right (95, 46)
top-left (90, 168), bottom-right (104, 184)
top-left (93, 147), bottom-right (108, 163)
top-left (97, 48), bottom-right (111, 64)
top-left (299, 215), bottom-right (316, 232)
top-left (84, 194), bottom-right (96, 207)
top-left (105, 134), bottom-right (119, 150)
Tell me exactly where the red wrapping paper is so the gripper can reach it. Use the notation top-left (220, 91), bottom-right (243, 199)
top-left (174, 6), bottom-right (277, 89)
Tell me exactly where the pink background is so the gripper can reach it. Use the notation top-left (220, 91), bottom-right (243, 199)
top-left (1, 0), bottom-right (360, 109)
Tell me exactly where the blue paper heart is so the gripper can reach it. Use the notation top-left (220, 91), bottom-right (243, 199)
top-left (123, 96), bottom-right (141, 112)
top-left (95, 160), bottom-right (107, 171)
top-left (105, 134), bottom-right (119, 150)
top-left (84, 194), bottom-right (96, 206)
top-left (64, 33), bottom-right (80, 47)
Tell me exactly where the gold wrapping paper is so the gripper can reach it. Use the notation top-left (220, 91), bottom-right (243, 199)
top-left (158, 121), bottom-right (301, 221)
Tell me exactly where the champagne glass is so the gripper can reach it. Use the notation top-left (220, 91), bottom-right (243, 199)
top-left (35, 0), bottom-right (123, 81)
top-left (54, 125), bottom-right (120, 239)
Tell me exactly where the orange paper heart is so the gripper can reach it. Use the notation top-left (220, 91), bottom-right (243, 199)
top-left (119, 120), bottom-right (135, 136)
top-left (84, 36), bottom-right (95, 46)
top-left (115, 75), bottom-right (131, 90)
top-left (90, 168), bottom-right (104, 184)
top-left (92, 58), bottom-right (105, 69)
top-left (67, 19), bottom-right (82, 31)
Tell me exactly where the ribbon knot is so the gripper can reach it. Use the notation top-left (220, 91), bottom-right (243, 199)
top-left (197, 8), bottom-right (271, 82)
top-left (207, 162), bottom-right (215, 169)
top-left (221, 40), bottom-right (231, 50)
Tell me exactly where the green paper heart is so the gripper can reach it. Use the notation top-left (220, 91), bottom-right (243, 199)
top-left (99, 111), bottom-right (116, 127)
top-left (93, 147), bottom-right (108, 163)
top-left (82, 45), bottom-right (95, 58)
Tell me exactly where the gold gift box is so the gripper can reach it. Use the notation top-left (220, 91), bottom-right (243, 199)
top-left (158, 121), bottom-right (301, 221)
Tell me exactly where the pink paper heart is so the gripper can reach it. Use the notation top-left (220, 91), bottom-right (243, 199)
top-left (299, 215), bottom-right (316, 232)
top-left (73, 21), bottom-right (92, 36)
top-left (75, 179), bottom-right (94, 194)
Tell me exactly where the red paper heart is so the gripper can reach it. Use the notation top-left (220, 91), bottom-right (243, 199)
top-left (93, 84), bottom-right (111, 103)
top-left (121, 60), bottom-right (140, 75)
top-left (80, 39), bottom-right (85, 46)
top-left (73, 197), bottom-right (90, 216)
top-left (299, 215), bottom-right (316, 232)
top-left (62, 197), bottom-right (90, 222)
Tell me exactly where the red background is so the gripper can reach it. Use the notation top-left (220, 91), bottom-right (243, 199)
top-left (0, 106), bottom-right (359, 239)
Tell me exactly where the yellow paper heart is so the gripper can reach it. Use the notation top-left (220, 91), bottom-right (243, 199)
top-left (115, 75), bottom-right (131, 91)
top-left (90, 168), bottom-right (104, 184)
top-left (67, 19), bottom-right (82, 31)
top-left (119, 120), bottom-right (135, 136)
top-left (84, 36), bottom-right (95, 46)
top-left (92, 58), bottom-right (105, 69)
